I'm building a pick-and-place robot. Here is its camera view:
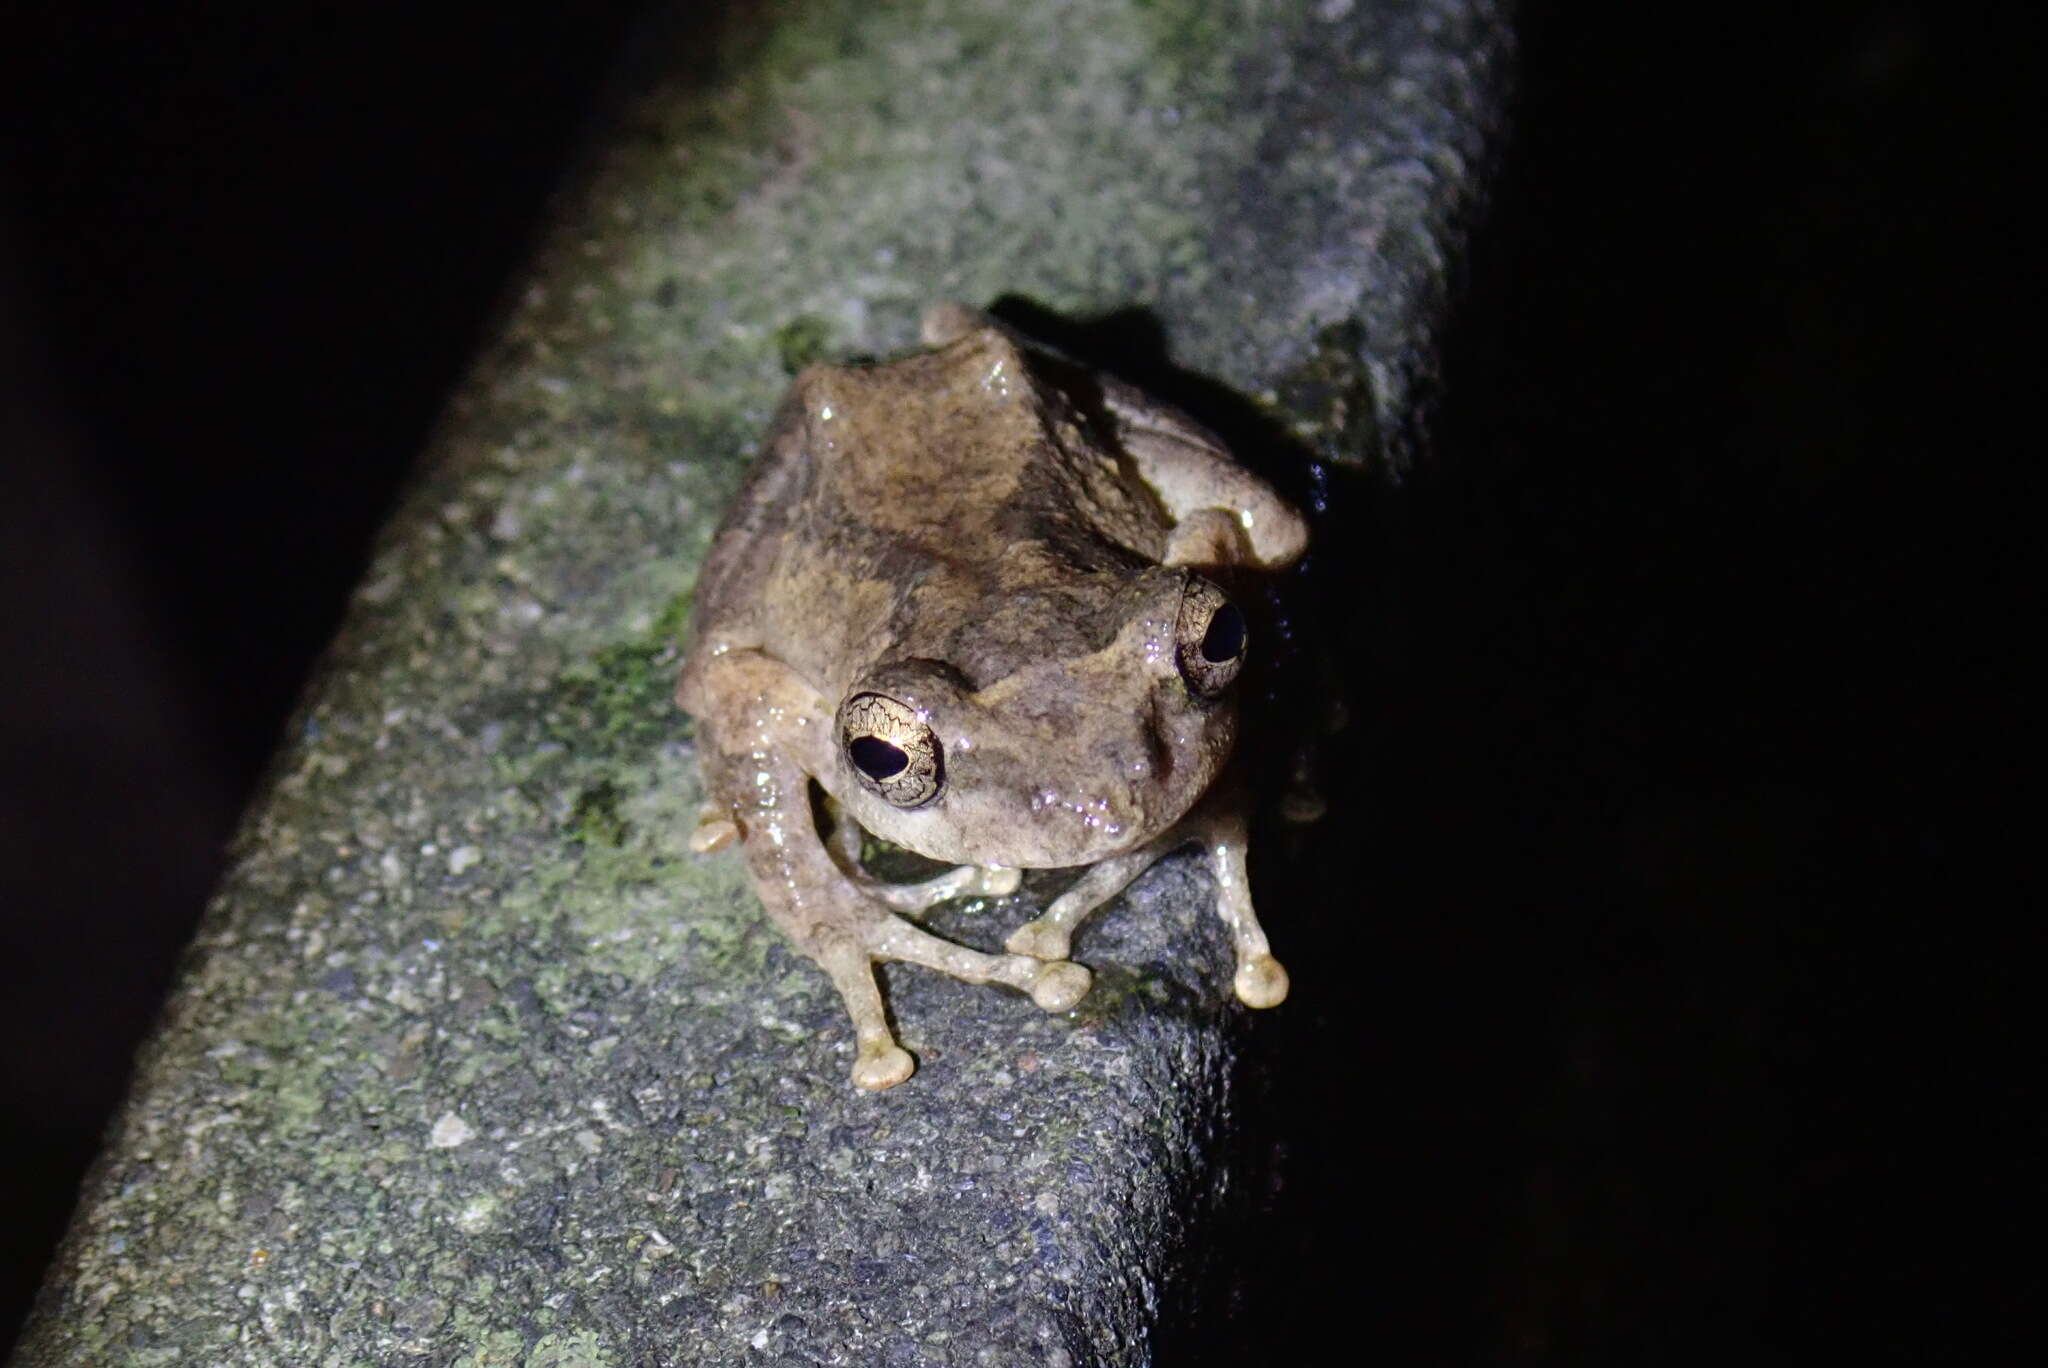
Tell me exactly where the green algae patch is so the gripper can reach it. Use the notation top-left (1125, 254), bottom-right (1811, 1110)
top-left (451, 1331), bottom-right (526, 1368)
top-left (528, 1332), bottom-right (616, 1368)
top-left (773, 314), bottom-right (838, 374)
top-left (542, 590), bottom-right (695, 756)
top-left (566, 779), bottom-right (630, 847)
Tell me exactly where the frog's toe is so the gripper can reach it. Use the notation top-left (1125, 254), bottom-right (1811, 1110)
top-left (852, 1041), bottom-right (916, 1090)
top-left (1005, 918), bottom-right (1071, 961)
top-left (1027, 960), bottom-right (1092, 1012)
top-left (688, 807), bottom-right (740, 854)
top-left (1233, 954), bottom-right (1290, 1009)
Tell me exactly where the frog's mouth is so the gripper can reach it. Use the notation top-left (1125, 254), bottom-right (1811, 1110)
top-left (836, 783), bottom-right (1200, 873)
top-left (830, 592), bottom-right (1243, 868)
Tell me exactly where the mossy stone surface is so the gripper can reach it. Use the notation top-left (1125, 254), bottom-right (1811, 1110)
top-left (12, 1), bottom-right (1504, 1363)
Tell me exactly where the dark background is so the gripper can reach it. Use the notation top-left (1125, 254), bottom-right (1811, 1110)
top-left (0, 1), bottom-right (2019, 1358)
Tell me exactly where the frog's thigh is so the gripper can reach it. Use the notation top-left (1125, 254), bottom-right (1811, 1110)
top-left (1100, 384), bottom-right (1306, 570)
top-left (1162, 507), bottom-right (1255, 571)
top-left (1120, 426), bottom-right (1307, 570)
top-left (917, 304), bottom-right (1305, 566)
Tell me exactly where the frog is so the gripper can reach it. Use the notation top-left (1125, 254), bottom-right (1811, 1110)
top-left (675, 303), bottom-right (1308, 1089)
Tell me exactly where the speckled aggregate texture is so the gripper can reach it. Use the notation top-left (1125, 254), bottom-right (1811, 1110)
top-left (12, 2), bottom-right (1505, 1364)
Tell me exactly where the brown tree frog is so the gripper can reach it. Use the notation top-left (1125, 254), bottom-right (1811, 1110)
top-left (676, 304), bottom-right (1308, 1088)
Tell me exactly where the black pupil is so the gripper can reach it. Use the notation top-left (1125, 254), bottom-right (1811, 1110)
top-left (1200, 603), bottom-right (1245, 662)
top-left (849, 735), bottom-right (909, 780)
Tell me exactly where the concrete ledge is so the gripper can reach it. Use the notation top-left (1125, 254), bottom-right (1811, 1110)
top-left (12, 1), bottom-right (1506, 1362)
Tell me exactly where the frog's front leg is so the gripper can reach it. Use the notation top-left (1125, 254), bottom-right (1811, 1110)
top-left (1005, 797), bottom-right (1289, 1010)
top-left (819, 791), bottom-right (1022, 917)
top-left (689, 651), bottom-right (1087, 1089)
top-left (1183, 801), bottom-right (1289, 1008)
top-left (1004, 833), bottom-right (1180, 962)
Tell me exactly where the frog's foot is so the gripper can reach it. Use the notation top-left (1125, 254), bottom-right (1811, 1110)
top-left (1200, 816), bottom-right (1291, 1010)
top-left (1005, 841), bottom-right (1169, 961)
top-left (853, 1040), bottom-right (916, 1091)
top-left (1005, 918), bottom-right (1072, 961)
top-left (1233, 953), bottom-right (1290, 1009)
top-left (1279, 735), bottom-right (1330, 825)
top-left (1279, 784), bottom-right (1327, 826)
top-left (1028, 960), bottom-right (1093, 1011)
top-left (867, 915), bottom-right (1092, 1012)
top-left (813, 934), bottom-right (918, 1091)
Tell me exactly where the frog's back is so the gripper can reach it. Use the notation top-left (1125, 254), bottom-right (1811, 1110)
top-left (680, 385), bottom-right (813, 656)
top-left (689, 327), bottom-right (1172, 696)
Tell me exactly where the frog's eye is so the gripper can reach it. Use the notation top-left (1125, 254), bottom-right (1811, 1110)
top-left (1175, 578), bottom-right (1247, 698)
top-left (837, 692), bottom-right (944, 807)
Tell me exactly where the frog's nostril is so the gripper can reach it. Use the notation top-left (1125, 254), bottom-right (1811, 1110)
top-left (1137, 705), bottom-right (1176, 781)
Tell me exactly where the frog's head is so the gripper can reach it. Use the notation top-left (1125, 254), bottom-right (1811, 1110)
top-left (829, 568), bottom-right (1247, 868)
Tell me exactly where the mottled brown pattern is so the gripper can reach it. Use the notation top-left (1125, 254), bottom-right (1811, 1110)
top-left (675, 308), bottom-right (1307, 1088)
